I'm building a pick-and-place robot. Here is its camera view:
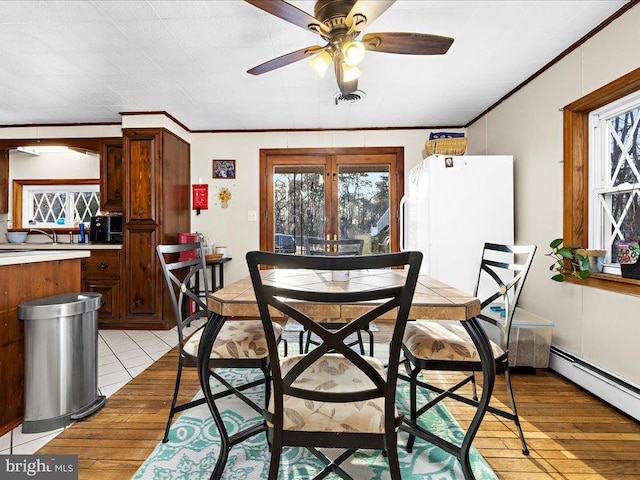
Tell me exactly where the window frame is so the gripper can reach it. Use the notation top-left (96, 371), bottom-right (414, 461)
top-left (564, 67), bottom-right (640, 294)
top-left (12, 179), bottom-right (100, 230)
top-left (589, 91), bottom-right (640, 271)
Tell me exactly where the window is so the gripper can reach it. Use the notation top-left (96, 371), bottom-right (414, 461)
top-left (13, 179), bottom-right (100, 229)
top-left (564, 67), bottom-right (640, 293)
top-left (589, 91), bottom-right (640, 269)
top-left (260, 147), bottom-right (403, 255)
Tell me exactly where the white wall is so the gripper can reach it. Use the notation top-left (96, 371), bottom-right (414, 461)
top-left (467, 4), bottom-right (640, 385)
top-left (189, 129), bottom-right (462, 285)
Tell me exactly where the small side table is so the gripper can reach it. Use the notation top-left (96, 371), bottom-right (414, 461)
top-left (193, 257), bottom-right (232, 309)
top-left (207, 257), bottom-right (232, 292)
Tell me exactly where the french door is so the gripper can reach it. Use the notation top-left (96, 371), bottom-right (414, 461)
top-left (260, 147), bottom-right (404, 255)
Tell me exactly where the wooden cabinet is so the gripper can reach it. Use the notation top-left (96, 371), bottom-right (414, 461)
top-left (126, 134), bottom-right (157, 222)
top-left (0, 258), bottom-right (82, 436)
top-left (0, 149), bottom-right (8, 214)
top-left (100, 140), bottom-right (123, 212)
top-left (84, 249), bottom-right (122, 327)
top-left (122, 128), bottom-right (190, 329)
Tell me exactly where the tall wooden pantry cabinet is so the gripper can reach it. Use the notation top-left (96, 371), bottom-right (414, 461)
top-left (123, 128), bottom-right (190, 329)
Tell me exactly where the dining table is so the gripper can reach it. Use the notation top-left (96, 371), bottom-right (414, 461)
top-left (199, 269), bottom-right (493, 480)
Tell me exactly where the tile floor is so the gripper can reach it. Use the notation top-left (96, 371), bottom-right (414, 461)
top-left (0, 319), bottom-right (206, 455)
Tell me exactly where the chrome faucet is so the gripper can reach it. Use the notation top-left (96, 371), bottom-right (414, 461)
top-left (28, 228), bottom-right (58, 244)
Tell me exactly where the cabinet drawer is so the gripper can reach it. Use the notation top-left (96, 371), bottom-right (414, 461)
top-left (86, 251), bottom-right (121, 280)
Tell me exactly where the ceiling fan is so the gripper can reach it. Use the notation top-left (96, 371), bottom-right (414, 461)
top-left (245, 0), bottom-right (454, 98)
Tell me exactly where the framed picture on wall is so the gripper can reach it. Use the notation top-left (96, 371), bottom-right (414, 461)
top-left (212, 159), bottom-right (236, 179)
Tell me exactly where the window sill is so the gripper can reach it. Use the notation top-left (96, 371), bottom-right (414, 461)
top-left (566, 271), bottom-right (640, 295)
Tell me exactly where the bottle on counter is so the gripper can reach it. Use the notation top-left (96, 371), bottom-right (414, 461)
top-left (78, 223), bottom-right (86, 244)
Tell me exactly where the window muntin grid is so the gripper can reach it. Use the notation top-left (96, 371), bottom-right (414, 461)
top-left (590, 91), bottom-right (640, 264)
top-left (22, 185), bottom-right (100, 228)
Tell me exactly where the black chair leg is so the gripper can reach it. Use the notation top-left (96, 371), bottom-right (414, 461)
top-left (406, 366), bottom-right (419, 453)
top-left (385, 431), bottom-right (401, 480)
top-left (268, 430), bottom-right (283, 480)
top-left (504, 368), bottom-right (529, 455)
top-left (163, 357), bottom-right (184, 443)
top-left (366, 328), bottom-right (375, 357)
top-left (356, 330), bottom-right (365, 354)
top-left (470, 372), bottom-right (478, 401)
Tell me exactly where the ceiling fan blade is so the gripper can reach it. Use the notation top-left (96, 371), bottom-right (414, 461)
top-left (346, 0), bottom-right (395, 33)
top-left (362, 32), bottom-right (454, 55)
top-left (244, 0), bottom-right (330, 36)
top-left (247, 45), bottom-right (324, 75)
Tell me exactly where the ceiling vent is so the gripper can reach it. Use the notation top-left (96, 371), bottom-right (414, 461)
top-left (334, 90), bottom-right (366, 105)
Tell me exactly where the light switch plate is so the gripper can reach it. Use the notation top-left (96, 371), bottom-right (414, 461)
top-left (247, 211), bottom-right (257, 221)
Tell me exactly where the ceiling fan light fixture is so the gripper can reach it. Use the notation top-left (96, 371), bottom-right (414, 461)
top-left (309, 50), bottom-right (333, 78)
top-left (341, 63), bottom-right (362, 82)
top-left (342, 40), bottom-right (365, 66)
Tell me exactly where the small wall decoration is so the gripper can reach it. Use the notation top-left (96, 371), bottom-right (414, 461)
top-left (213, 159), bottom-right (236, 179)
top-left (218, 187), bottom-right (232, 208)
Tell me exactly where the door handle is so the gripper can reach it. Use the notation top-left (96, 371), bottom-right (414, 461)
top-left (97, 262), bottom-right (108, 270)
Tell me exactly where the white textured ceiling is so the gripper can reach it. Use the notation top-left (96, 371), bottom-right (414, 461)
top-left (0, 0), bottom-right (628, 130)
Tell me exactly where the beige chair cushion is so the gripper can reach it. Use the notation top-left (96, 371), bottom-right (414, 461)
top-left (183, 320), bottom-right (283, 359)
top-left (403, 320), bottom-right (503, 362)
top-left (268, 353), bottom-right (392, 434)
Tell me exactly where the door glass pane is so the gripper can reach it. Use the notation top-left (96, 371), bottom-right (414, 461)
top-left (273, 165), bottom-right (326, 254)
top-left (338, 164), bottom-right (390, 254)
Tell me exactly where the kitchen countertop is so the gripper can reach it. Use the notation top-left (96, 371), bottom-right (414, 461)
top-left (0, 249), bottom-right (91, 266)
top-left (0, 243), bottom-right (122, 250)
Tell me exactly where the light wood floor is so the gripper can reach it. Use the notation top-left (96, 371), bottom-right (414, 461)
top-left (39, 326), bottom-right (640, 480)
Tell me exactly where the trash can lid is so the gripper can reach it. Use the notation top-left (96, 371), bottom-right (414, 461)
top-left (18, 292), bottom-right (102, 320)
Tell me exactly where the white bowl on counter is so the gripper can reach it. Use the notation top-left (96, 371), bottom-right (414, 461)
top-left (5, 232), bottom-right (28, 244)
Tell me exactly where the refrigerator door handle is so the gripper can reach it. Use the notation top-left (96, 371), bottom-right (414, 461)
top-left (399, 195), bottom-right (407, 251)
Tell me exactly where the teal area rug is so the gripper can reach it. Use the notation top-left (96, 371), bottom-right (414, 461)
top-left (132, 369), bottom-right (497, 480)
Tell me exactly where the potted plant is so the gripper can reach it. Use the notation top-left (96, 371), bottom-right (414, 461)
top-left (547, 238), bottom-right (605, 282)
top-left (616, 240), bottom-right (640, 279)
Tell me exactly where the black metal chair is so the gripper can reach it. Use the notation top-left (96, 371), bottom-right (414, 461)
top-left (302, 238), bottom-right (374, 355)
top-left (246, 250), bottom-right (423, 480)
top-left (157, 242), bottom-right (286, 477)
top-left (400, 242), bottom-right (537, 458)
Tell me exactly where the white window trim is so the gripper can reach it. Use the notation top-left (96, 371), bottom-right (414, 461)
top-left (589, 90), bottom-right (640, 268)
top-left (22, 184), bottom-right (100, 229)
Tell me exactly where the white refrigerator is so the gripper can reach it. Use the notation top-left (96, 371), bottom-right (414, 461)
top-left (400, 154), bottom-right (514, 296)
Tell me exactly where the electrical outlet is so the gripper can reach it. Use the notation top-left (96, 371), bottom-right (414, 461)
top-left (247, 211), bottom-right (258, 221)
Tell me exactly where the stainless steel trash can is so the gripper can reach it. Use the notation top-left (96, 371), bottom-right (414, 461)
top-left (18, 292), bottom-right (106, 433)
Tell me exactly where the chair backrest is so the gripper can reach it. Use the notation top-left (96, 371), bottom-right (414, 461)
top-left (306, 237), bottom-right (364, 256)
top-left (473, 242), bottom-right (536, 350)
top-left (246, 251), bottom-right (422, 413)
top-left (156, 243), bottom-right (209, 349)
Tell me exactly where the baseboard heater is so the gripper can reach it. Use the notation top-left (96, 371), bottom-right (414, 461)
top-left (549, 345), bottom-right (640, 422)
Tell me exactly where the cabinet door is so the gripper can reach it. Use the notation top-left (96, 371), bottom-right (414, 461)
top-left (124, 225), bottom-right (160, 321)
top-left (125, 131), bottom-right (158, 222)
top-left (87, 281), bottom-right (120, 325)
top-left (0, 149), bottom-right (8, 214)
top-left (100, 140), bottom-right (123, 212)
top-left (84, 250), bottom-right (122, 326)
